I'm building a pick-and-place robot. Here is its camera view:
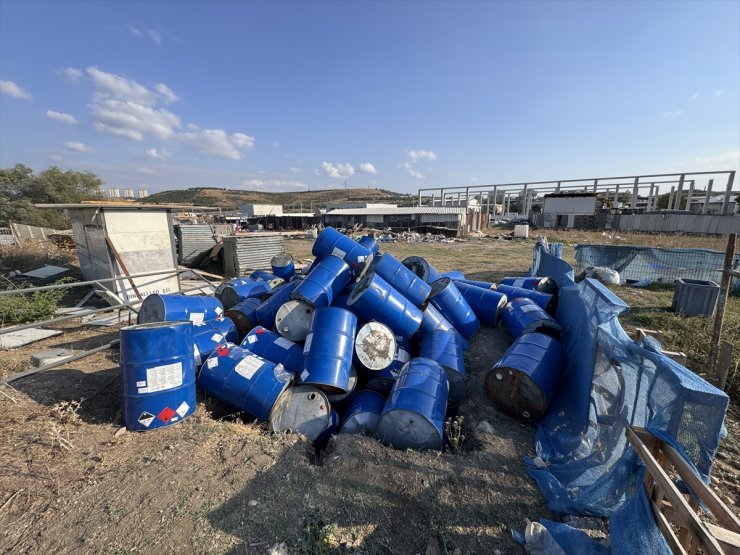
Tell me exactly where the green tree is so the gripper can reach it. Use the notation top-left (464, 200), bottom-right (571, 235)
top-left (0, 164), bottom-right (103, 228)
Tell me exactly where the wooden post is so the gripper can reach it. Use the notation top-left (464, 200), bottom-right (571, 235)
top-left (708, 233), bottom-right (737, 378)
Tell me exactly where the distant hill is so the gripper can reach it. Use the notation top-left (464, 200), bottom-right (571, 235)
top-left (140, 187), bottom-right (415, 210)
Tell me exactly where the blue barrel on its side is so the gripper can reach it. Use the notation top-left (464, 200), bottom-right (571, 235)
top-left (454, 281), bottom-right (508, 328)
top-left (241, 326), bottom-right (303, 375)
top-left (255, 279), bottom-right (301, 330)
top-left (363, 339), bottom-right (412, 395)
top-left (502, 298), bottom-right (562, 339)
top-left (138, 294), bottom-right (224, 324)
top-left (340, 390), bottom-right (386, 435)
top-left (484, 332), bottom-right (566, 422)
top-left (346, 272), bottom-right (423, 341)
top-left (417, 303), bottom-right (469, 350)
top-left (326, 366), bottom-right (358, 405)
top-left (331, 282), bottom-right (357, 310)
top-left (428, 278), bottom-right (480, 339)
top-left (271, 253), bottom-right (295, 281)
top-left (441, 270), bottom-right (465, 280)
top-left (376, 358), bottom-right (449, 451)
top-left (218, 279), bottom-right (271, 310)
top-left (225, 297), bottom-right (263, 341)
top-left (120, 321), bottom-right (197, 431)
top-left (300, 307), bottom-right (357, 393)
top-left (368, 253), bottom-right (432, 308)
top-left (402, 256), bottom-right (441, 284)
top-left (291, 254), bottom-right (351, 307)
top-left (354, 321), bottom-right (397, 371)
top-left (192, 318), bottom-right (239, 368)
top-left (358, 234), bottom-right (379, 255)
top-left (313, 408), bottom-right (341, 449)
top-left (455, 278), bottom-right (496, 290)
top-left (270, 385), bottom-right (333, 444)
top-left (500, 276), bottom-right (557, 295)
top-left (419, 330), bottom-right (466, 407)
top-left (312, 226), bottom-right (373, 276)
top-left (496, 284), bottom-right (556, 313)
top-left (198, 344), bottom-right (293, 421)
top-left (250, 270), bottom-right (285, 288)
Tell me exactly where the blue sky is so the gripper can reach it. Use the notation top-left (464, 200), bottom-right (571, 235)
top-left (1, 0), bottom-right (738, 194)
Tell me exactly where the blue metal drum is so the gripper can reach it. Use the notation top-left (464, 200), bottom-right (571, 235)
top-left (485, 332), bottom-right (566, 421)
top-left (331, 282), bottom-right (357, 310)
top-left (419, 330), bottom-right (466, 407)
top-left (428, 278), bottom-right (480, 339)
top-left (358, 234), bottom-right (379, 255)
top-left (417, 303), bottom-right (469, 350)
top-left (455, 278), bottom-right (496, 290)
top-left (300, 307), bottom-right (357, 393)
top-left (346, 272), bottom-right (423, 341)
top-left (291, 254), bottom-right (351, 307)
top-left (120, 321), bottom-right (197, 431)
top-left (354, 321), bottom-right (397, 371)
top-left (271, 253), bottom-right (296, 281)
top-left (313, 408), bottom-right (341, 448)
top-left (138, 294), bottom-right (224, 324)
top-left (275, 299), bottom-right (315, 342)
top-left (218, 278), bottom-right (271, 310)
top-left (401, 256), bottom-right (442, 284)
top-left (255, 279), bottom-right (301, 330)
top-left (198, 344), bottom-right (293, 421)
top-left (368, 253), bottom-right (432, 308)
top-left (241, 326), bottom-right (303, 374)
top-left (269, 384), bottom-right (334, 443)
top-left (441, 270), bottom-right (465, 280)
top-left (376, 358), bottom-right (449, 451)
top-left (502, 297), bottom-right (562, 339)
top-left (363, 340), bottom-right (412, 395)
top-left (500, 276), bottom-right (557, 295)
top-left (225, 297), bottom-right (262, 341)
top-left (340, 390), bottom-right (386, 435)
top-left (192, 318), bottom-right (238, 368)
top-left (312, 226), bottom-right (373, 276)
top-left (326, 366), bottom-right (358, 405)
top-left (249, 270), bottom-right (285, 288)
top-left (454, 281), bottom-right (508, 328)
top-left (495, 284), bottom-right (556, 313)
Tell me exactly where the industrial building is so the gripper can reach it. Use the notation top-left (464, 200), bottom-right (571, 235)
top-left (541, 192), bottom-right (601, 229)
top-left (322, 206), bottom-right (470, 236)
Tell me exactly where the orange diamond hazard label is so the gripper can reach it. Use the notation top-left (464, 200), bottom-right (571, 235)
top-left (158, 407), bottom-right (176, 423)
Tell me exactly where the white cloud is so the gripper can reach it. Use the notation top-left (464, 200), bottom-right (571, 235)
top-left (128, 25), bottom-right (143, 37)
top-left (148, 30), bottom-right (162, 45)
top-left (714, 89), bottom-right (725, 98)
top-left (321, 161), bottom-right (354, 178)
top-left (137, 167), bottom-right (157, 175)
top-left (408, 149), bottom-right (437, 162)
top-left (272, 141), bottom-right (280, 149)
top-left (46, 110), bottom-right (79, 125)
top-left (154, 83), bottom-right (178, 104)
top-left (58, 67), bottom-right (83, 82)
top-left (692, 93), bottom-right (699, 100)
top-left (289, 167), bottom-right (302, 174)
top-left (91, 98), bottom-right (181, 141)
top-left (63, 141), bottom-right (91, 152)
top-left (359, 162), bottom-right (377, 174)
top-left (0, 80), bottom-right (31, 99)
top-left (145, 147), bottom-right (170, 160)
top-left (50, 154), bottom-right (64, 162)
top-left (402, 163), bottom-right (423, 179)
top-left (680, 150), bottom-right (740, 171)
top-left (87, 66), bottom-right (157, 105)
top-left (178, 128), bottom-right (255, 159)
top-left (661, 110), bottom-right (684, 118)
top-left (470, 177), bottom-right (479, 182)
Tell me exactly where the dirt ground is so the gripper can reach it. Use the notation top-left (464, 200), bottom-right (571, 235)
top-left (0, 232), bottom-right (737, 554)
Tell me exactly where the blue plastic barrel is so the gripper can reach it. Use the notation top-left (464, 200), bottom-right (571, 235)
top-left (192, 318), bottom-right (238, 368)
top-left (346, 272), bottom-right (423, 341)
top-left (340, 390), bottom-right (386, 435)
top-left (241, 326), bottom-right (303, 374)
top-left (358, 234), bottom-right (379, 255)
top-left (225, 297), bottom-right (263, 341)
top-left (326, 366), bottom-right (358, 405)
top-left (363, 340), bottom-right (412, 395)
top-left (313, 408), bottom-right (341, 448)
top-left (495, 284), bottom-right (556, 313)
top-left (198, 344), bottom-right (293, 420)
top-left (269, 384), bottom-right (333, 443)
top-left (312, 226), bottom-right (373, 276)
top-left (376, 358), bottom-right (449, 451)
top-left (417, 304), bottom-right (469, 350)
top-left (485, 332), bottom-right (566, 421)
top-left (300, 307), bottom-right (357, 393)
top-left (428, 278), bottom-right (480, 339)
top-left (120, 321), bottom-right (197, 431)
top-left (455, 278), bottom-right (496, 290)
top-left (255, 279), bottom-right (301, 330)
top-left (218, 278), bottom-right (271, 310)
top-left (331, 282), bottom-right (357, 310)
top-left (500, 276), bottom-right (557, 295)
top-left (138, 294), bottom-right (224, 324)
top-left (441, 270), bottom-right (465, 280)
top-left (368, 253), bottom-right (432, 308)
top-left (354, 321), bottom-right (397, 371)
top-left (401, 256), bottom-right (441, 284)
top-left (502, 298), bottom-right (562, 339)
top-left (291, 254), bottom-right (351, 307)
top-left (454, 281), bottom-right (508, 328)
top-left (271, 253), bottom-right (295, 281)
top-left (419, 330), bottom-right (466, 406)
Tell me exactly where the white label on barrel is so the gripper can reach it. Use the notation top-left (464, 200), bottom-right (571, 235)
top-left (303, 333), bottom-right (313, 353)
top-left (176, 401), bottom-right (190, 417)
top-left (189, 312), bottom-right (204, 323)
top-left (300, 369), bottom-right (309, 381)
top-left (193, 344), bottom-right (201, 366)
top-left (215, 306), bottom-right (223, 315)
top-left (512, 278), bottom-right (526, 288)
top-left (211, 333), bottom-right (223, 342)
top-left (357, 255), bottom-right (365, 262)
top-left (136, 380), bottom-right (146, 387)
top-left (396, 349), bottom-right (410, 363)
top-left (207, 357), bottom-right (218, 369)
top-left (519, 304), bottom-right (539, 313)
top-left (139, 362), bottom-right (183, 393)
top-left (246, 335), bottom-right (257, 344)
top-left (274, 337), bottom-right (293, 349)
top-left (331, 246), bottom-right (346, 258)
top-left (235, 355), bottom-right (263, 380)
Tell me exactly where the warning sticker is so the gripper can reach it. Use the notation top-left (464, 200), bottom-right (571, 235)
top-left (274, 337), bottom-right (293, 349)
top-left (246, 334), bottom-right (257, 344)
top-left (215, 306), bottom-right (223, 315)
top-left (303, 334), bottom-right (313, 353)
top-left (234, 355), bottom-right (264, 380)
top-left (193, 344), bottom-right (202, 366)
top-left (519, 303), bottom-right (539, 313)
top-left (512, 278), bottom-right (526, 288)
top-left (189, 312), bottom-right (205, 324)
top-left (175, 401), bottom-right (190, 417)
top-left (331, 246), bottom-right (346, 259)
top-left (138, 362), bottom-right (183, 394)
top-left (206, 357), bottom-right (219, 369)
top-left (157, 407), bottom-right (176, 423)
top-left (138, 411), bottom-right (155, 428)
top-left (300, 369), bottom-right (310, 382)
top-left (211, 333), bottom-right (223, 343)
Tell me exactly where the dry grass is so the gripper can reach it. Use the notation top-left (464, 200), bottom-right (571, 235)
top-left (0, 242), bottom-right (78, 274)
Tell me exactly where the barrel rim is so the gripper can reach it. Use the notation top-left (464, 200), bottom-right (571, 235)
top-left (429, 276), bottom-right (452, 297)
top-left (122, 320), bottom-right (192, 332)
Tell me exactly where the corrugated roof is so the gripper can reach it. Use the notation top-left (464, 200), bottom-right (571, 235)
top-left (325, 206), bottom-right (467, 216)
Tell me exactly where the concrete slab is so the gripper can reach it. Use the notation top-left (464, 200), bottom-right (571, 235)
top-left (21, 265), bottom-right (69, 279)
top-left (0, 328), bottom-right (63, 350)
top-left (30, 348), bottom-right (73, 367)
top-left (83, 310), bottom-right (133, 326)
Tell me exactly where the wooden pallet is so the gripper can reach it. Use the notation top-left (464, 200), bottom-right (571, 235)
top-left (626, 427), bottom-right (740, 554)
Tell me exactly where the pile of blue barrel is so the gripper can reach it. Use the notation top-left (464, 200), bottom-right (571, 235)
top-left (119, 226), bottom-right (566, 450)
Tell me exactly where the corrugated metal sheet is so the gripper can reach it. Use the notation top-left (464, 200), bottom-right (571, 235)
top-left (222, 234), bottom-right (285, 277)
top-left (420, 213), bottom-right (462, 223)
top-left (0, 227), bottom-right (15, 246)
top-left (325, 206), bottom-right (467, 216)
top-left (613, 213), bottom-right (740, 234)
top-left (176, 224), bottom-right (217, 264)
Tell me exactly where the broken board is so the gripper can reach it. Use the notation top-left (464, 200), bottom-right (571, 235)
top-left (0, 328), bottom-right (63, 349)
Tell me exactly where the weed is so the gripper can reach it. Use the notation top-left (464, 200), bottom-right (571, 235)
top-left (444, 416), bottom-right (466, 453)
top-left (0, 274), bottom-right (72, 325)
top-left (299, 514), bottom-right (341, 554)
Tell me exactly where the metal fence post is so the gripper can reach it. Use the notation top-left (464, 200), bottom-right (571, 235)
top-left (708, 233), bottom-right (737, 380)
